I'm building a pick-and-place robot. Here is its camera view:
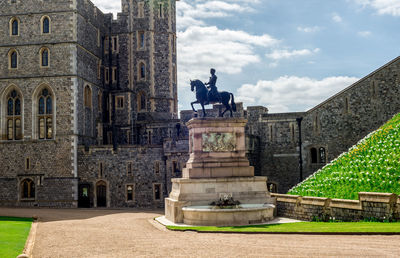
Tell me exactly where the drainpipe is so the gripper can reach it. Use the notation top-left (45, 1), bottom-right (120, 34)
top-left (296, 117), bottom-right (303, 182)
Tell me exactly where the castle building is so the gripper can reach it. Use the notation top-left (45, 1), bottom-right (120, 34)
top-left (0, 0), bottom-right (185, 208)
top-left (1, 0), bottom-right (400, 209)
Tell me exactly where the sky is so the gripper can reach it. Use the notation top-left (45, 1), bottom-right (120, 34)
top-left (92, 0), bottom-right (400, 113)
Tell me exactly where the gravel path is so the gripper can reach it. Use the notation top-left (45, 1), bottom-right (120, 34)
top-left (1, 208), bottom-right (399, 257)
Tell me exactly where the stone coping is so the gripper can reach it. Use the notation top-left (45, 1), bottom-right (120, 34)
top-left (171, 176), bottom-right (268, 183)
top-left (358, 192), bottom-right (397, 204)
top-left (330, 199), bottom-right (362, 210)
top-left (186, 117), bottom-right (248, 128)
top-left (272, 192), bottom-right (400, 210)
top-left (182, 204), bottom-right (275, 213)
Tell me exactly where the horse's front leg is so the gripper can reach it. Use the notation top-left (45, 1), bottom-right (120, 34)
top-left (191, 101), bottom-right (198, 112)
top-left (201, 103), bottom-right (206, 117)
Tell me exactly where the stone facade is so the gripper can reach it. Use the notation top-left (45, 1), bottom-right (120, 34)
top-left (0, 0), bottom-right (180, 208)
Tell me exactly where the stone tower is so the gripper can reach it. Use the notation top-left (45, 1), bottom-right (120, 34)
top-left (0, 0), bottom-right (181, 208)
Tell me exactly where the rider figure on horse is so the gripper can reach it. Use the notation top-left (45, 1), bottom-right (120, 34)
top-left (205, 68), bottom-right (221, 104)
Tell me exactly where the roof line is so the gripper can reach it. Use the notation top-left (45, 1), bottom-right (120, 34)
top-left (307, 55), bottom-right (400, 113)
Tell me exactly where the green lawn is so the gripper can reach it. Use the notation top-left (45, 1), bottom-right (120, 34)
top-left (0, 217), bottom-right (33, 258)
top-left (167, 222), bottom-right (400, 233)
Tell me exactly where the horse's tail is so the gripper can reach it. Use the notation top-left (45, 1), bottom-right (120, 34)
top-left (230, 93), bottom-right (237, 112)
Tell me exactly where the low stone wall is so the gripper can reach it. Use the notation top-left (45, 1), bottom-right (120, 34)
top-left (272, 192), bottom-right (400, 221)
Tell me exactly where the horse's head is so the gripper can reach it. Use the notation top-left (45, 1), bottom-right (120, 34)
top-left (190, 79), bottom-right (205, 92)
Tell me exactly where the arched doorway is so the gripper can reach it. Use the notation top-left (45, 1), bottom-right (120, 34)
top-left (96, 181), bottom-right (107, 207)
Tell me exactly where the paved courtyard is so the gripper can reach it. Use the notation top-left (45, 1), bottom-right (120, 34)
top-left (1, 208), bottom-right (399, 257)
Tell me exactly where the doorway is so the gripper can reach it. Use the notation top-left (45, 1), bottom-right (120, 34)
top-left (96, 181), bottom-right (107, 207)
top-left (78, 184), bottom-right (91, 208)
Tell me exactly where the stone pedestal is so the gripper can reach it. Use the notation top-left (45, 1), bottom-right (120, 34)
top-left (165, 118), bottom-right (275, 225)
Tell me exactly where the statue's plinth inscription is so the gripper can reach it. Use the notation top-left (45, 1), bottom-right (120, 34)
top-left (202, 133), bottom-right (236, 152)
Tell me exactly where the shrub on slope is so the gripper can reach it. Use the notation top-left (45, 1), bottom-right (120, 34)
top-left (288, 113), bottom-right (400, 200)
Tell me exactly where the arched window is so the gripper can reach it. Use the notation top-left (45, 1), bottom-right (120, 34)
top-left (21, 178), bottom-right (35, 199)
top-left (40, 48), bottom-right (49, 67)
top-left (10, 18), bottom-right (19, 36)
top-left (139, 62), bottom-right (146, 79)
top-left (84, 85), bottom-right (92, 108)
top-left (41, 16), bottom-right (50, 34)
top-left (38, 88), bottom-right (53, 139)
top-left (6, 90), bottom-right (22, 140)
top-left (319, 147), bottom-right (326, 163)
top-left (310, 147), bottom-right (318, 164)
top-left (138, 91), bottom-right (146, 111)
top-left (9, 49), bottom-right (18, 69)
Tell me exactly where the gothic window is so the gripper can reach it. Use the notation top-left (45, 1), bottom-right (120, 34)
top-left (9, 49), bottom-right (18, 69)
top-left (139, 62), bottom-right (146, 80)
top-left (172, 161), bottom-right (180, 174)
top-left (41, 16), bottom-right (50, 34)
top-left (37, 88), bottom-right (53, 139)
top-left (138, 31), bottom-right (145, 49)
top-left (105, 67), bottom-right (109, 83)
top-left (138, 91), bottom-right (146, 111)
top-left (127, 162), bottom-right (133, 176)
top-left (10, 18), bottom-right (19, 36)
top-left (116, 96), bottom-right (124, 109)
top-left (158, 3), bottom-right (163, 18)
top-left (319, 147), bottom-right (326, 163)
top-left (21, 179), bottom-right (35, 199)
top-left (112, 67), bottom-right (117, 83)
top-left (40, 48), bottom-right (49, 67)
top-left (6, 90), bottom-right (22, 140)
top-left (84, 85), bottom-right (92, 108)
top-left (310, 148), bottom-right (318, 164)
top-left (112, 36), bottom-right (118, 53)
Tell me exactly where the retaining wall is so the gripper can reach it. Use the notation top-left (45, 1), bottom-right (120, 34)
top-left (272, 192), bottom-right (400, 221)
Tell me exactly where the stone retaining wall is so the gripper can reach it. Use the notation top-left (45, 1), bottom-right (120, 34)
top-left (272, 192), bottom-right (400, 221)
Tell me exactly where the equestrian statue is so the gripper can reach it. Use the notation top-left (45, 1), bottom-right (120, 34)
top-left (190, 68), bottom-right (237, 117)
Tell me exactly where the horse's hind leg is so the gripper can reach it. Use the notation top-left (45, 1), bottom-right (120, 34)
top-left (201, 103), bottom-right (207, 117)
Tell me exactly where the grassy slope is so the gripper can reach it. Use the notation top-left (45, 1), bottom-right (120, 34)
top-left (167, 222), bottom-right (400, 233)
top-left (289, 113), bottom-right (400, 200)
top-left (0, 217), bottom-right (33, 258)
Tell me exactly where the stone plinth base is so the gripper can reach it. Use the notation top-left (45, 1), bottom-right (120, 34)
top-left (165, 176), bottom-right (276, 224)
top-left (182, 204), bottom-right (275, 226)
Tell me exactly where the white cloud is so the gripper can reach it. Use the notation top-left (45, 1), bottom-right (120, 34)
top-left (266, 48), bottom-right (320, 60)
top-left (332, 13), bottom-right (343, 22)
top-left (236, 76), bottom-right (359, 112)
top-left (178, 25), bottom-right (279, 91)
top-left (91, 0), bottom-right (121, 17)
top-left (354, 0), bottom-right (400, 16)
top-left (358, 30), bottom-right (372, 37)
top-left (297, 26), bottom-right (321, 33)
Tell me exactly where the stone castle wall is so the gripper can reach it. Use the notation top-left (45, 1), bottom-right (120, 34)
top-left (272, 192), bottom-right (400, 221)
top-left (246, 57), bottom-right (400, 193)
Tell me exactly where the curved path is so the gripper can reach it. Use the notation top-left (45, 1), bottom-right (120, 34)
top-left (1, 208), bottom-right (399, 257)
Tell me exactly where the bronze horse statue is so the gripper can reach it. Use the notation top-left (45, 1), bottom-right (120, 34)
top-left (190, 79), bottom-right (236, 117)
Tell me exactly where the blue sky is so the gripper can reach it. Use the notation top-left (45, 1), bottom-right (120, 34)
top-left (92, 0), bottom-right (400, 113)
